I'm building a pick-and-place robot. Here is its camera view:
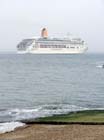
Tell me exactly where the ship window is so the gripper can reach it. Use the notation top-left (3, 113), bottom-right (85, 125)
top-left (39, 44), bottom-right (67, 48)
top-left (70, 47), bottom-right (75, 49)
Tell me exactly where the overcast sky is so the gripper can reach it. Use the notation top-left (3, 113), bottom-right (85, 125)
top-left (0, 0), bottom-right (104, 52)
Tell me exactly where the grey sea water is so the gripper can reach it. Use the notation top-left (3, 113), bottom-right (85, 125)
top-left (0, 53), bottom-right (104, 122)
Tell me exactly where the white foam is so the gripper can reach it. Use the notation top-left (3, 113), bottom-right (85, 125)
top-left (96, 65), bottom-right (103, 68)
top-left (0, 105), bottom-right (89, 121)
top-left (0, 122), bottom-right (25, 134)
top-left (7, 105), bottom-right (88, 120)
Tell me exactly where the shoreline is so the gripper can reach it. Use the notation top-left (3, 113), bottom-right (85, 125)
top-left (21, 110), bottom-right (104, 124)
top-left (1, 110), bottom-right (104, 139)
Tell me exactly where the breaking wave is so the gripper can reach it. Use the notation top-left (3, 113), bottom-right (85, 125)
top-left (0, 104), bottom-right (104, 134)
top-left (0, 104), bottom-right (88, 122)
top-left (0, 122), bottom-right (25, 134)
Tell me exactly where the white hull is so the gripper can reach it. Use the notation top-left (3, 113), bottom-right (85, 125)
top-left (17, 47), bottom-right (87, 54)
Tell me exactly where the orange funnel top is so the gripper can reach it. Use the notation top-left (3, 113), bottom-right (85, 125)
top-left (41, 28), bottom-right (48, 38)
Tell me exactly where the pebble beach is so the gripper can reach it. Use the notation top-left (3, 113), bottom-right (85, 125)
top-left (0, 124), bottom-right (104, 140)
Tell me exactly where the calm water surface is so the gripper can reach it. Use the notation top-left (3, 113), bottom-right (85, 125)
top-left (0, 53), bottom-right (104, 122)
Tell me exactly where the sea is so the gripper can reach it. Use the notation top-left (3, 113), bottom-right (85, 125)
top-left (0, 53), bottom-right (104, 133)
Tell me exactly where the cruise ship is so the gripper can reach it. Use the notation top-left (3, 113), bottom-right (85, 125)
top-left (17, 28), bottom-right (88, 54)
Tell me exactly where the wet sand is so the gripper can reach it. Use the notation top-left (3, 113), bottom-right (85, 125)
top-left (0, 124), bottom-right (104, 140)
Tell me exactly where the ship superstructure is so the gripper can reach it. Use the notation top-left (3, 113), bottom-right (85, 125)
top-left (17, 28), bottom-right (88, 54)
